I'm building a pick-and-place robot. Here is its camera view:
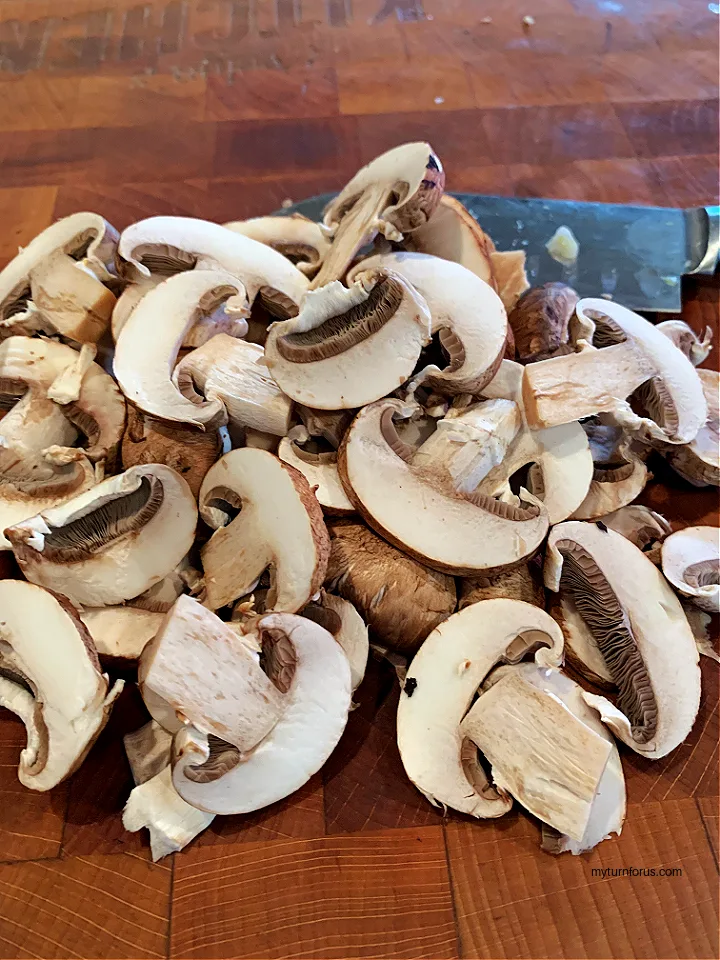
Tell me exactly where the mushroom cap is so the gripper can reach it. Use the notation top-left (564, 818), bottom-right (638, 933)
top-left (397, 598), bottom-right (563, 817)
top-left (6, 463), bottom-right (198, 607)
top-left (278, 435), bottom-right (354, 515)
top-left (508, 283), bottom-right (580, 363)
top-left (666, 369), bottom-right (719, 487)
top-left (661, 526), bottom-right (719, 614)
top-left (657, 319), bottom-right (713, 367)
top-left (223, 215), bottom-right (331, 276)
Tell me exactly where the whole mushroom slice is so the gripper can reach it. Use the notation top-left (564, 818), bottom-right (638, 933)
top-left (325, 519), bottom-right (456, 655)
top-left (545, 520), bottom-right (701, 758)
top-left (461, 663), bottom-right (625, 853)
top-left (224, 215), bottom-right (331, 276)
top-left (0, 580), bottom-right (123, 791)
top-left (264, 269), bottom-right (431, 410)
top-left (114, 270), bottom-right (249, 429)
top-left (311, 142), bottom-right (444, 289)
top-left (118, 216), bottom-right (309, 317)
top-left (278, 429), bottom-right (354, 515)
top-left (661, 526), bottom-right (719, 614)
top-left (199, 448), bottom-right (330, 612)
top-left (339, 398), bottom-right (549, 575)
top-left (657, 319), bottom-right (712, 366)
top-left (665, 369), bottom-right (719, 487)
top-left (6, 464), bottom-right (197, 607)
top-left (301, 593), bottom-right (369, 691)
top-left (351, 252), bottom-right (507, 395)
top-left (397, 598), bottom-right (564, 817)
top-left (80, 606), bottom-right (164, 666)
top-left (172, 612), bottom-right (351, 814)
top-left (522, 299), bottom-right (707, 444)
top-left (0, 212), bottom-right (118, 344)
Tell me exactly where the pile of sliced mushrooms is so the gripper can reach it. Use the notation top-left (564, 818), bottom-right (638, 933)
top-left (0, 142), bottom-right (717, 862)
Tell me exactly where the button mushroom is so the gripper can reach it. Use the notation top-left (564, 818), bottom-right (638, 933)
top-left (545, 520), bottom-right (701, 758)
top-left (199, 448), bottom-right (330, 612)
top-left (397, 598), bottom-right (564, 817)
top-left (5, 463), bottom-right (197, 607)
top-left (224, 214), bottom-right (331, 276)
top-left (665, 369), bottom-right (719, 487)
top-left (0, 580), bottom-right (123, 791)
top-left (661, 526), bottom-right (719, 614)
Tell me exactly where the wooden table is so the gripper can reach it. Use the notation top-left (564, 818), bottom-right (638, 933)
top-left (0, 1), bottom-right (718, 957)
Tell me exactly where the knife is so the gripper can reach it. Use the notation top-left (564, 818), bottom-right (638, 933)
top-left (278, 194), bottom-right (719, 313)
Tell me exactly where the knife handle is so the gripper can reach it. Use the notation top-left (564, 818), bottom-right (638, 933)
top-left (690, 205), bottom-right (720, 275)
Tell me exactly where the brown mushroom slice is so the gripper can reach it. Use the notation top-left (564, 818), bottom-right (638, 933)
top-left (339, 398), bottom-right (549, 575)
top-left (302, 593), bottom-right (368, 691)
top-left (459, 562), bottom-right (545, 610)
top-left (199, 448), bottom-right (329, 612)
top-left (118, 216), bottom-right (309, 317)
top-left (0, 213), bottom-right (118, 344)
top-left (508, 283), bottom-right (580, 363)
top-left (265, 269), bottom-right (431, 410)
top-left (174, 335), bottom-right (293, 438)
top-left (224, 215), bottom-right (331, 276)
top-left (461, 663), bottom-right (625, 852)
top-left (351, 252), bottom-right (507, 395)
top-left (657, 319), bottom-right (712, 366)
top-left (311, 143), bottom-right (444, 289)
top-left (522, 299), bottom-right (707, 444)
top-left (0, 580), bottom-right (123, 791)
top-left (278, 432), bottom-right (354, 515)
top-left (397, 599), bottom-right (563, 817)
top-left (661, 526), bottom-right (719, 614)
top-left (80, 607), bottom-right (164, 665)
top-left (6, 464), bottom-right (197, 607)
top-left (665, 369), bottom-right (719, 486)
top-left (545, 520), bottom-right (701, 758)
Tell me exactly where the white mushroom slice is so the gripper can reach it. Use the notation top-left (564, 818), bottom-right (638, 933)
top-left (0, 212), bottom-right (118, 344)
top-left (114, 270), bottom-right (248, 429)
top-left (301, 593), bottom-right (368, 691)
top-left (278, 433), bottom-right (354, 515)
top-left (570, 455), bottom-right (648, 520)
top-left (199, 448), bottom-right (330, 612)
top-left (661, 526), bottom-right (719, 614)
top-left (351, 252), bottom-right (507, 395)
top-left (311, 142), bottom-right (444, 289)
top-left (264, 270), bottom-right (431, 411)
top-left (522, 299), bottom-right (707, 444)
top-left (0, 580), bottom-right (123, 791)
top-left (666, 369), bottom-right (719, 486)
top-left (397, 598), bottom-right (563, 817)
top-left (172, 612), bottom-right (351, 814)
top-left (339, 398), bottom-right (549, 575)
top-left (174, 335), bottom-right (293, 438)
top-left (111, 276), bottom-right (163, 342)
top-left (224, 215), bottom-right (331, 276)
top-left (596, 504), bottom-right (671, 552)
top-left (6, 464), bottom-right (197, 607)
top-left (461, 664), bottom-right (625, 852)
top-left (545, 520), bottom-right (701, 758)
top-left (657, 319), bottom-right (712, 366)
top-left (118, 216), bottom-right (309, 317)
top-left (80, 607), bottom-right (164, 664)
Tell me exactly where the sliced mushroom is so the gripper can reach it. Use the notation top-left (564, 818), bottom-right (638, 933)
top-left (657, 319), bottom-right (712, 366)
top-left (351, 252), bottom-right (507, 395)
top-left (278, 430), bottom-right (354, 515)
top-left (461, 663), bottom-right (625, 852)
top-left (665, 369), bottom-right (719, 486)
top-left (6, 464), bottom-right (197, 607)
top-left (224, 215), bottom-right (331, 276)
top-left (302, 593), bottom-right (368, 691)
top-left (490, 249), bottom-right (530, 314)
top-left (570, 419), bottom-right (649, 520)
top-left (522, 299), bottom-right (707, 444)
top-left (174, 335), bottom-right (293, 438)
top-left (296, 406), bottom-right (354, 449)
top-left (0, 213), bottom-right (118, 344)
top-left (508, 283), bottom-right (580, 363)
top-left (661, 526), bottom-right (719, 614)
top-left (111, 275), bottom-right (163, 342)
top-left (339, 398), bottom-right (549, 575)
top-left (0, 580), bottom-right (123, 791)
top-left (397, 598), bottom-right (563, 817)
top-left (199, 448), bottom-right (329, 612)
top-left (545, 520), bottom-right (701, 758)
top-left (172, 612), bottom-right (351, 814)
top-left (80, 606), bottom-right (164, 665)
top-left (311, 143), bottom-right (444, 289)
top-left (264, 269), bottom-right (431, 410)
top-left (118, 216), bottom-right (309, 317)
top-left (596, 504), bottom-right (671, 557)
top-left (459, 562), bottom-right (545, 610)
top-left (325, 519), bottom-right (456, 654)
top-left (131, 555), bottom-right (203, 613)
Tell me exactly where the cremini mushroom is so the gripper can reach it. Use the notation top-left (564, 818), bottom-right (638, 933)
top-left (545, 520), bottom-right (701, 758)
top-left (397, 598), bottom-right (564, 817)
top-left (522, 299), bottom-right (707, 444)
top-left (6, 464), bottom-right (197, 607)
top-left (661, 526), bottom-right (719, 614)
top-left (301, 592), bottom-right (368, 691)
top-left (0, 580), bottom-right (123, 791)
top-left (264, 269), bottom-right (431, 410)
top-left (80, 606), bottom-right (164, 666)
top-left (665, 369), bottom-right (719, 486)
top-left (311, 142), bottom-right (444, 289)
top-left (278, 427), bottom-right (354, 515)
top-left (199, 448), bottom-right (329, 612)
top-left (0, 213), bottom-right (118, 344)
top-left (325, 519), bottom-right (456, 654)
top-left (508, 283), bottom-right (581, 362)
top-left (657, 319), bottom-right (712, 366)
top-left (224, 214), bottom-right (331, 276)
top-left (459, 561), bottom-right (545, 610)
top-left (172, 611), bottom-right (351, 814)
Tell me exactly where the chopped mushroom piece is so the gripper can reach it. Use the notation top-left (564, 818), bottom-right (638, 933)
top-left (278, 429), bottom-right (354, 515)
top-left (657, 320), bottom-right (712, 366)
top-left (508, 283), bottom-right (580, 363)
top-left (199, 448), bottom-right (330, 612)
top-left (264, 269), bottom-right (431, 410)
top-left (661, 526), bottom-right (719, 614)
top-left (6, 464), bottom-right (197, 607)
top-left (665, 369), bottom-right (719, 486)
top-left (0, 580), bottom-right (123, 791)
top-left (397, 598), bottom-right (564, 816)
top-left (80, 606), bottom-right (164, 666)
top-left (545, 520), bottom-right (701, 758)
top-left (224, 214), bottom-right (331, 276)
top-left (172, 612), bottom-right (351, 814)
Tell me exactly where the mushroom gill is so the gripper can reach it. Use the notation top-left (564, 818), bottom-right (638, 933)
top-left (182, 734), bottom-right (242, 784)
top-left (684, 559), bottom-right (720, 590)
top-left (438, 327), bottom-right (466, 373)
top-left (464, 489), bottom-right (541, 522)
top-left (631, 376), bottom-right (680, 439)
top-left (259, 626), bottom-right (298, 694)
top-left (129, 244), bottom-right (197, 276)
